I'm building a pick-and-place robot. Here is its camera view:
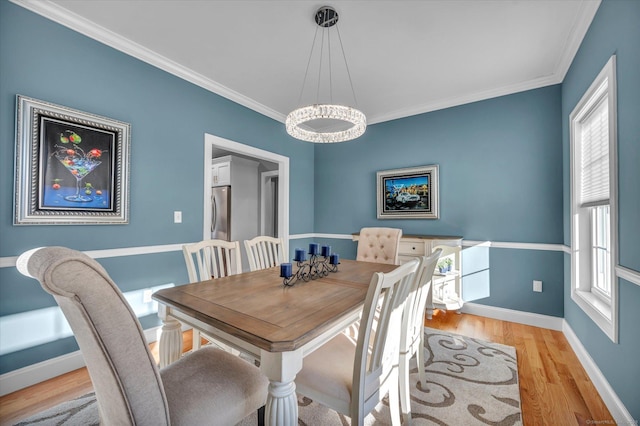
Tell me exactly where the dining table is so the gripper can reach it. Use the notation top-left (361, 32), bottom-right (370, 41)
top-left (152, 258), bottom-right (398, 426)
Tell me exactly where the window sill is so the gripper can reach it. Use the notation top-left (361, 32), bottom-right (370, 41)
top-left (572, 289), bottom-right (616, 342)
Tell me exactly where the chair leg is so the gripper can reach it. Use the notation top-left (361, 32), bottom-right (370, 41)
top-left (399, 353), bottom-right (412, 425)
top-left (257, 405), bottom-right (265, 426)
top-left (417, 333), bottom-right (427, 387)
top-left (192, 329), bottom-right (201, 351)
top-left (389, 369), bottom-right (402, 426)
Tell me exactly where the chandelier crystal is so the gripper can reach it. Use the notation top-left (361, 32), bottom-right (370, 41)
top-left (286, 6), bottom-right (366, 143)
top-left (286, 104), bottom-right (366, 143)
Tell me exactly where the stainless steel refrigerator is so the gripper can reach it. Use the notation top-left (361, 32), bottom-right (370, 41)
top-left (211, 186), bottom-right (231, 241)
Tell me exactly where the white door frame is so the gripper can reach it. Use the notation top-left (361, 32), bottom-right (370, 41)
top-left (260, 170), bottom-right (279, 236)
top-left (203, 134), bottom-right (290, 259)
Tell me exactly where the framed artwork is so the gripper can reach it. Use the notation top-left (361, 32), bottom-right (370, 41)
top-left (14, 95), bottom-right (131, 225)
top-left (376, 164), bottom-right (439, 219)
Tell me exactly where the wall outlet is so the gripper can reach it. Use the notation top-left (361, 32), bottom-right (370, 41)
top-left (173, 211), bottom-right (182, 223)
top-left (533, 280), bottom-right (543, 292)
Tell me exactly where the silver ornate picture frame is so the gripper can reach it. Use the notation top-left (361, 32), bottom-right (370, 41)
top-left (376, 164), bottom-right (439, 219)
top-left (14, 95), bottom-right (131, 225)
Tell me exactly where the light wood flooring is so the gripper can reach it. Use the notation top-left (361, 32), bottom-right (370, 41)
top-left (0, 310), bottom-right (613, 425)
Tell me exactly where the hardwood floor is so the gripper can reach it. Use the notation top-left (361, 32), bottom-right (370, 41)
top-left (0, 311), bottom-right (614, 425)
top-left (427, 310), bottom-right (613, 425)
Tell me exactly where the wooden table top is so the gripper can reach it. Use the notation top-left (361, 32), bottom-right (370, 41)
top-left (152, 259), bottom-right (397, 352)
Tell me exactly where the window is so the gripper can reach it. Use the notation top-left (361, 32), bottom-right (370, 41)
top-left (591, 205), bottom-right (610, 300)
top-left (570, 55), bottom-right (618, 342)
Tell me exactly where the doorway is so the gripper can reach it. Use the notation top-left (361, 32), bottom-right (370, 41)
top-left (203, 134), bottom-right (289, 259)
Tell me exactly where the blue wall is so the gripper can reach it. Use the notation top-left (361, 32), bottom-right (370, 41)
top-left (314, 86), bottom-right (565, 317)
top-left (561, 0), bottom-right (640, 419)
top-left (1, 0), bottom-right (638, 418)
top-left (0, 0), bottom-right (314, 373)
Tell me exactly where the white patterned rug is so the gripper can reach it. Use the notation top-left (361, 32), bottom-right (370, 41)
top-left (15, 328), bottom-right (521, 425)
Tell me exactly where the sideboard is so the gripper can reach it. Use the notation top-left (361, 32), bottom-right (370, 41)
top-left (352, 233), bottom-right (463, 317)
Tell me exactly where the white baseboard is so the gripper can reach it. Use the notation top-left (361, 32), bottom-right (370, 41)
top-left (562, 321), bottom-right (634, 424)
top-left (0, 349), bottom-right (86, 397)
top-left (0, 325), bottom-right (165, 397)
top-left (461, 302), bottom-right (564, 330)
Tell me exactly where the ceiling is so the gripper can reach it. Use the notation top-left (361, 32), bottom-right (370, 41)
top-left (14, 0), bottom-right (600, 126)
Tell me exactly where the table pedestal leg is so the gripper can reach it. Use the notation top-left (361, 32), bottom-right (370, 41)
top-left (157, 304), bottom-right (183, 368)
top-left (265, 380), bottom-right (297, 425)
top-left (260, 349), bottom-right (303, 426)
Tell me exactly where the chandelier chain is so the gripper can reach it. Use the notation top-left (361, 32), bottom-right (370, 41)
top-left (335, 24), bottom-right (358, 107)
top-left (297, 25), bottom-right (320, 108)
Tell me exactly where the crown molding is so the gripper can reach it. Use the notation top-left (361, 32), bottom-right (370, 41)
top-left (10, 0), bottom-right (601, 127)
top-left (9, 0), bottom-right (286, 123)
top-left (552, 0), bottom-right (602, 81)
top-left (368, 74), bottom-right (562, 125)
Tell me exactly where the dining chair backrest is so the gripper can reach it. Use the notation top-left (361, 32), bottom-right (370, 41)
top-left (401, 249), bottom-right (442, 357)
top-left (356, 227), bottom-right (403, 265)
top-left (399, 249), bottom-right (442, 423)
top-left (244, 236), bottom-right (286, 272)
top-left (290, 259), bottom-right (419, 425)
top-left (182, 239), bottom-right (242, 282)
top-left (17, 247), bottom-right (171, 425)
top-left (353, 258), bottom-right (419, 421)
top-left (16, 247), bottom-right (269, 426)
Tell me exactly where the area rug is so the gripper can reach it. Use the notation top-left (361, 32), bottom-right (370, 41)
top-left (15, 328), bottom-right (521, 425)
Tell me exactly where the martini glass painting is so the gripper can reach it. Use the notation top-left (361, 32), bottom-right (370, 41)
top-left (53, 130), bottom-right (103, 202)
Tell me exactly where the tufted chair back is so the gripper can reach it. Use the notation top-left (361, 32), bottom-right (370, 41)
top-left (356, 227), bottom-right (403, 265)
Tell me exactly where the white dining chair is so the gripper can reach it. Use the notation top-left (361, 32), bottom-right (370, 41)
top-left (356, 227), bottom-right (403, 265)
top-left (16, 246), bottom-right (268, 426)
top-left (244, 236), bottom-right (286, 271)
top-left (182, 239), bottom-right (242, 351)
top-left (399, 249), bottom-right (442, 424)
top-left (295, 259), bottom-right (420, 426)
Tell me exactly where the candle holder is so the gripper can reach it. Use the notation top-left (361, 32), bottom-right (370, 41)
top-left (280, 245), bottom-right (340, 287)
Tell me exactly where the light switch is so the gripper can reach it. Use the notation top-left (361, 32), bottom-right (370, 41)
top-left (174, 211), bottom-right (182, 223)
top-left (533, 280), bottom-right (542, 292)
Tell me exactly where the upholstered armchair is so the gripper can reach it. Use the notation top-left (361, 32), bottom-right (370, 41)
top-left (356, 227), bottom-right (403, 265)
top-left (17, 246), bottom-right (267, 426)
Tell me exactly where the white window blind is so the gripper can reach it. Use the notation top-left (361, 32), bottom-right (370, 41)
top-left (580, 94), bottom-right (609, 207)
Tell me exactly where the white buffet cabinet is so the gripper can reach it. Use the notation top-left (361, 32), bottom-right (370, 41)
top-left (352, 233), bottom-right (463, 318)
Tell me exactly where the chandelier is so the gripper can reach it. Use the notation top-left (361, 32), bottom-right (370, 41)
top-left (285, 6), bottom-right (366, 143)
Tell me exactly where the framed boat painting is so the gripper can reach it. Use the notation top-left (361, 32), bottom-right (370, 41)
top-left (376, 164), bottom-right (439, 219)
top-left (14, 95), bottom-right (131, 225)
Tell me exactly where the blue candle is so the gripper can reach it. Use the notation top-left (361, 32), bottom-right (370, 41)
top-left (280, 263), bottom-right (292, 278)
top-left (309, 243), bottom-right (319, 256)
top-left (294, 248), bottom-right (306, 262)
top-left (321, 245), bottom-right (331, 257)
top-left (330, 253), bottom-right (339, 265)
